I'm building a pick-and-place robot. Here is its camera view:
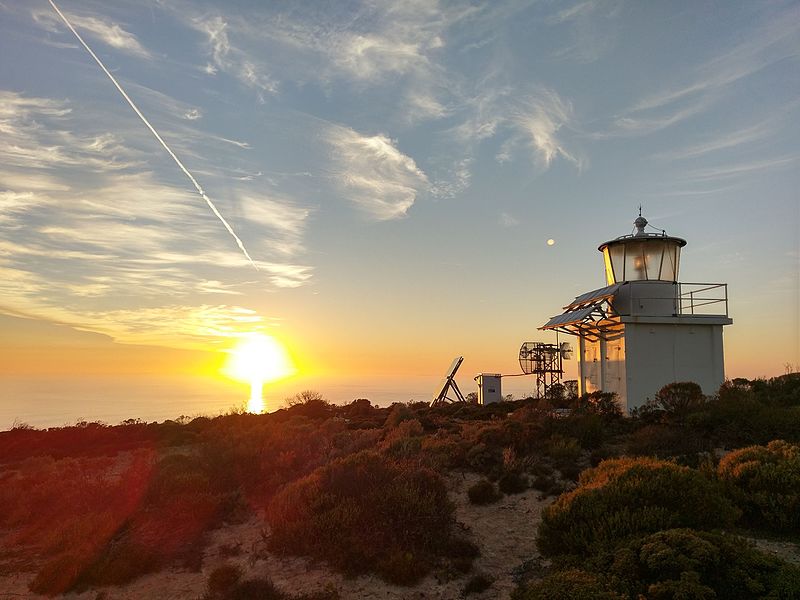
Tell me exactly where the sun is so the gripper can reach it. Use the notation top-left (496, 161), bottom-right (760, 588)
top-left (224, 333), bottom-right (295, 413)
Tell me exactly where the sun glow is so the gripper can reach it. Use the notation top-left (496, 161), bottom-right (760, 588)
top-left (224, 333), bottom-right (295, 413)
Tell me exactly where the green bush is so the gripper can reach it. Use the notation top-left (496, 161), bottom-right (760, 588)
top-left (468, 478), bottom-right (500, 504)
top-left (512, 569), bottom-right (624, 600)
top-left (266, 451), bottom-right (459, 584)
top-left (537, 457), bottom-right (739, 557)
top-left (590, 528), bottom-right (800, 600)
top-left (718, 440), bottom-right (800, 532)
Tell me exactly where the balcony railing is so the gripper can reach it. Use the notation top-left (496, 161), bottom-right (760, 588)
top-left (677, 282), bottom-right (728, 316)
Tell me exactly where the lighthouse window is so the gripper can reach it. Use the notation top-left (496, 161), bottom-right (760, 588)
top-left (624, 242), bottom-right (648, 281)
top-left (644, 242), bottom-right (666, 280)
top-left (607, 244), bottom-right (626, 283)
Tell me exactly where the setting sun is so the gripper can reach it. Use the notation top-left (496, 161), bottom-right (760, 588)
top-left (224, 333), bottom-right (295, 412)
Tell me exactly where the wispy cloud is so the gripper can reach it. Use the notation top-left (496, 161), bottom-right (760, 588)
top-left (600, 3), bottom-right (800, 137)
top-left (684, 156), bottom-right (798, 183)
top-left (545, 0), bottom-right (624, 63)
top-left (192, 15), bottom-right (278, 101)
top-left (0, 90), bottom-right (314, 345)
top-left (33, 9), bottom-right (152, 59)
top-left (512, 90), bottom-right (580, 167)
top-left (325, 125), bottom-right (429, 220)
top-left (499, 212), bottom-right (519, 227)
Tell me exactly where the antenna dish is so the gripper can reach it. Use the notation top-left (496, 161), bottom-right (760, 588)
top-left (430, 356), bottom-right (467, 406)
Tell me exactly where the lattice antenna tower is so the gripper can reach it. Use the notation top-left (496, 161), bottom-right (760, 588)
top-left (518, 342), bottom-right (572, 399)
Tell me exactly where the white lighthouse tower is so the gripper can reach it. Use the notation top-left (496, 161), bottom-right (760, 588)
top-left (540, 212), bottom-right (732, 413)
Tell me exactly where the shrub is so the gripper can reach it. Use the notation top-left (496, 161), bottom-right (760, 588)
top-left (590, 528), bottom-right (800, 600)
top-left (384, 403), bottom-right (416, 429)
top-left (266, 451), bottom-right (459, 584)
top-left (543, 435), bottom-right (580, 462)
top-left (627, 423), bottom-right (712, 464)
top-left (717, 440), bottom-right (800, 532)
top-left (468, 479), bottom-right (500, 505)
top-left (654, 382), bottom-right (706, 420)
top-left (498, 471), bottom-right (528, 495)
top-left (575, 392), bottom-right (622, 420)
top-left (463, 573), bottom-right (494, 595)
top-left (537, 457), bottom-right (739, 557)
top-left (465, 442), bottom-right (504, 475)
top-left (205, 563), bottom-right (243, 597)
top-left (512, 569), bottom-right (624, 600)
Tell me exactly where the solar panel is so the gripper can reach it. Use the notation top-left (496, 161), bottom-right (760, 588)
top-left (431, 356), bottom-right (465, 405)
top-left (563, 283), bottom-right (621, 310)
top-left (542, 305), bottom-right (596, 328)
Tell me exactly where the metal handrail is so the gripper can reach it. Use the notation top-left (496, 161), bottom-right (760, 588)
top-left (678, 282), bottom-right (728, 316)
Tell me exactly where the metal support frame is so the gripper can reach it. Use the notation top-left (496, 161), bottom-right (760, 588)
top-left (519, 342), bottom-right (566, 399)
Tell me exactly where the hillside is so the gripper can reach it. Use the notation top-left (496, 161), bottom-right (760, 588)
top-left (1, 376), bottom-right (799, 599)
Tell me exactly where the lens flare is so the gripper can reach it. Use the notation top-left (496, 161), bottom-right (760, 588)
top-left (224, 334), bottom-right (295, 412)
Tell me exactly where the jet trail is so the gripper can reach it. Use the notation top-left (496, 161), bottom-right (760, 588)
top-left (48, 0), bottom-right (259, 270)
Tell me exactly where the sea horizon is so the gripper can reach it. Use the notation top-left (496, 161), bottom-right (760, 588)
top-left (0, 373), bottom-right (543, 431)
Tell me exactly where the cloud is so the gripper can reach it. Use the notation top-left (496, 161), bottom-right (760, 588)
top-left (325, 125), bottom-right (430, 220)
top-left (453, 85), bottom-right (581, 169)
top-left (683, 156), bottom-right (798, 183)
top-left (430, 157), bottom-right (473, 199)
top-left (545, 0), bottom-right (624, 63)
top-left (240, 193), bottom-right (311, 257)
top-left (601, 3), bottom-right (800, 137)
top-left (0, 90), bottom-right (315, 347)
top-left (512, 90), bottom-right (579, 167)
top-left (192, 15), bottom-right (278, 101)
top-left (499, 212), bottom-right (519, 227)
top-left (69, 304), bottom-right (266, 348)
top-left (33, 9), bottom-right (152, 59)
top-left (0, 91), bottom-right (142, 172)
top-left (183, 108), bottom-right (202, 120)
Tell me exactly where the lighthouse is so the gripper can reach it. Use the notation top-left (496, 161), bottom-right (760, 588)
top-left (540, 212), bottom-right (732, 413)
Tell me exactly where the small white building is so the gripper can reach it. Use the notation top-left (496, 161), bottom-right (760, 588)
top-left (540, 214), bottom-right (732, 413)
top-left (475, 373), bottom-right (503, 404)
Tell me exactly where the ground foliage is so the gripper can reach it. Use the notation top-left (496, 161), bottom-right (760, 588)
top-left (0, 374), bottom-right (798, 596)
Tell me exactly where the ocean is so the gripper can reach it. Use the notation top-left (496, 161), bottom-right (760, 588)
top-left (0, 373), bottom-right (539, 430)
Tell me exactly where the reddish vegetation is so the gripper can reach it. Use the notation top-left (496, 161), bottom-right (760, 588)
top-left (0, 375), bottom-right (798, 598)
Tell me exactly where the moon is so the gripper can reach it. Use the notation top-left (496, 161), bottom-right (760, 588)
top-left (547, 238), bottom-right (556, 246)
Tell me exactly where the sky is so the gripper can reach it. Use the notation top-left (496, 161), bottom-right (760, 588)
top-left (1, 0), bottom-right (799, 425)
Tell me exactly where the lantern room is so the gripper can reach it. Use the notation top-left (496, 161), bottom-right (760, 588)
top-left (599, 215), bottom-right (686, 285)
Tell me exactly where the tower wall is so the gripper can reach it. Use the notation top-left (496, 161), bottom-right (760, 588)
top-left (623, 321), bottom-right (726, 411)
top-left (577, 320), bottom-right (727, 413)
top-left (578, 332), bottom-right (627, 413)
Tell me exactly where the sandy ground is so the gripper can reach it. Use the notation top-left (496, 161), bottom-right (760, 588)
top-left (0, 472), bottom-right (552, 600)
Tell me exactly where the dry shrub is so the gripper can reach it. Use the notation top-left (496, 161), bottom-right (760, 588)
top-left (512, 569), bottom-right (624, 600)
top-left (718, 440), bottom-right (800, 532)
top-left (467, 479), bottom-right (500, 505)
top-left (537, 457), bottom-right (738, 557)
top-left (266, 451), bottom-right (460, 585)
top-left (0, 451), bottom-right (154, 595)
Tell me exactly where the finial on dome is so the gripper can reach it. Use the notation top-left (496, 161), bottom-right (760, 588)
top-left (634, 211), bottom-right (648, 236)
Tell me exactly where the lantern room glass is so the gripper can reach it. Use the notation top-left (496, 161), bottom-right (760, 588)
top-left (602, 239), bottom-right (682, 285)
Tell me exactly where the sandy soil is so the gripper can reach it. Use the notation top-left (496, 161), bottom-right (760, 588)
top-left (0, 472), bottom-right (552, 600)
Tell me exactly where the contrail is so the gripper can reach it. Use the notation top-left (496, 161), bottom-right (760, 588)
top-left (48, 0), bottom-right (259, 270)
